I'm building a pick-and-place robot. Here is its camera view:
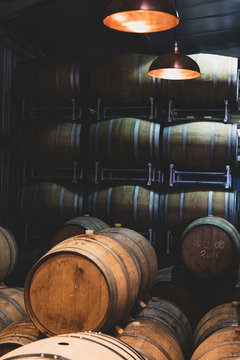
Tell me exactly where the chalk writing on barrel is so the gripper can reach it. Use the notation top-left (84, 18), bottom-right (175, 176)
top-left (200, 250), bottom-right (220, 259)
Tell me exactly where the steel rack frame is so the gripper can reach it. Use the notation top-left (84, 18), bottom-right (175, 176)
top-left (22, 161), bottom-right (84, 184)
top-left (169, 164), bottom-right (232, 189)
top-left (21, 97), bottom-right (84, 121)
top-left (93, 162), bottom-right (164, 186)
top-left (167, 99), bottom-right (231, 123)
top-left (94, 97), bottom-right (160, 122)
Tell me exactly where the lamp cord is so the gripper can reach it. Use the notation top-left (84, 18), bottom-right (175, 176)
top-left (174, 0), bottom-right (178, 50)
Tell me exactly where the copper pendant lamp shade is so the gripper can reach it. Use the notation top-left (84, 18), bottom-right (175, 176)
top-left (148, 43), bottom-right (201, 80)
top-left (103, 0), bottom-right (179, 33)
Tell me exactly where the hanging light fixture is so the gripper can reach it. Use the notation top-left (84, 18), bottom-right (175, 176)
top-left (148, 0), bottom-right (200, 80)
top-left (103, 0), bottom-right (179, 33)
top-left (148, 41), bottom-right (201, 80)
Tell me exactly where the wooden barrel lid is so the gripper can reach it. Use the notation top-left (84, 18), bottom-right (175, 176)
top-left (180, 216), bottom-right (240, 279)
top-left (24, 234), bottom-right (140, 336)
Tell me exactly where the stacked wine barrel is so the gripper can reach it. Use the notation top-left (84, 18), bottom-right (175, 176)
top-left (23, 228), bottom-right (158, 336)
top-left (191, 302), bottom-right (240, 360)
top-left (0, 284), bottom-right (27, 333)
top-left (0, 318), bottom-right (43, 356)
top-left (123, 298), bottom-right (193, 358)
top-left (16, 57), bottom-right (89, 105)
top-left (0, 332), bottom-right (146, 360)
top-left (0, 227), bottom-right (18, 284)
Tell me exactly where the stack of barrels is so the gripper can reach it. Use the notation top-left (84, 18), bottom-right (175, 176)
top-left (0, 225), bottom-right (161, 359)
top-left (0, 224), bottom-right (240, 360)
top-left (2, 299), bottom-right (240, 360)
top-left (0, 228), bottom-right (43, 355)
top-left (12, 51), bottom-right (240, 314)
top-left (15, 120), bottom-right (239, 228)
top-left (2, 51), bottom-right (240, 360)
top-left (0, 227), bottom-right (29, 339)
top-left (14, 54), bottom-right (240, 234)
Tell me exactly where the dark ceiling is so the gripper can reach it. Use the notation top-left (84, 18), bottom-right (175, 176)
top-left (0, 0), bottom-right (240, 62)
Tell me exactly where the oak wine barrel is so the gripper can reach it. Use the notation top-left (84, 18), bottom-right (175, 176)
top-left (161, 53), bottom-right (239, 110)
top-left (0, 227), bottom-right (18, 283)
top-left (1, 332), bottom-right (145, 360)
top-left (162, 121), bottom-right (238, 170)
top-left (117, 319), bottom-right (184, 360)
top-left (24, 232), bottom-right (141, 335)
top-left (0, 318), bottom-right (43, 356)
top-left (16, 56), bottom-right (89, 104)
top-left (16, 182), bottom-right (84, 225)
top-left (137, 299), bottom-right (193, 356)
top-left (16, 120), bottom-right (83, 166)
top-left (87, 185), bottom-right (160, 231)
top-left (160, 190), bottom-right (237, 229)
top-left (194, 302), bottom-right (240, 348)
top-left (0, 287), bottom-right (26, 332)
top-left (89, 117), bottom-right (161, 167)
top-left (97, 227), bottom-right (158, 299)
top-left (191, 327), bottom-right (240, 360)
top-left (51, 215), bottom-right (109, 247)
top-left (180, 216), bottom-right (240, 279)
top-left (91, 53), bottom-right (157, 105)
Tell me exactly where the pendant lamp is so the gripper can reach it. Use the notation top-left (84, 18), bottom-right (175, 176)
top-left (148, 42), bottom-right (201, 80)
top-left (103, 0), bottom-right (179, 33)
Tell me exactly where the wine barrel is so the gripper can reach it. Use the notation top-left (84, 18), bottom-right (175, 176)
top-left (24, 233), bottom-right (141, 335)
top-left (193, 302), bottom-right (240, 348)
top-left (137, 299), bottom-right (193, 356)
top-left (89, 118), bottom-right (161, 167)
top-left (180, 216), bottom-right (240, 279)
top-left (0, 227), bottom-right (18, 283)
top-left (51, 215), bottom-right (109, 247)
top-left (91, 53), bottom-right (157, 105)
top-left (16, 182), bottom-right (84, 225)
top-left (151, 266), bottom-right (195, 325)
top-left (16, 56), bottom-right (89, 104)
top-left (161, 53), bottom-right (239, 110)
top-left (87, 185), bottom-right (160, 231)
top-left (191, 327), bottom-right (240, 360)
top-left (0, 287), bottom-right (26, 332)
top-left (16, 120), bottom-right (83, 166)
top-left (97, 227), bottom-right (158, 299)
top-left (0, 332), bottom-right (145, 360)
top-left (160, 190), bottom-right (237, 229)
top-left (0, 318), bottom-right (43, 356)
top-left (117, 319), bottom-right (184, 360)
top-left (162, 122), bottom-right (238, 170)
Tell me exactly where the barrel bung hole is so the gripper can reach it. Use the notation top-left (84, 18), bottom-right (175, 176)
top-left (58, 342), bottom-right (70, 346)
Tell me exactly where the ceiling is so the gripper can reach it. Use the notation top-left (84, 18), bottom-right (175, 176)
top-left (0, 0), bottom-right (240, 63)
